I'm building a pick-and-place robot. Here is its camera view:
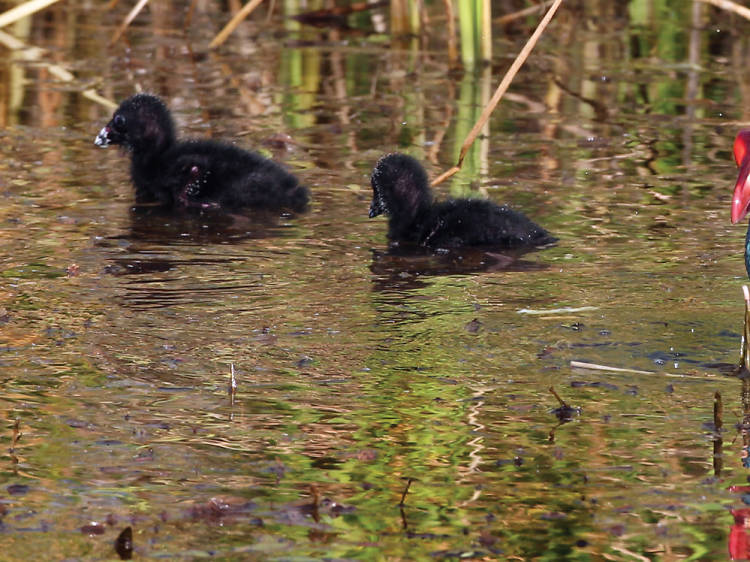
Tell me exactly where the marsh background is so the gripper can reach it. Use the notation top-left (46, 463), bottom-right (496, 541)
top-left (1, 0), bottom-right (750, 559)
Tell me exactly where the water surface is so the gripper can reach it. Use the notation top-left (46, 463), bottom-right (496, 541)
top-left (0, 1), bottom-right (748, 559)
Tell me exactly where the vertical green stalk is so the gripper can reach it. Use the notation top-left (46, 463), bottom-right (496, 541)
top-left (452, 72), bottom-right (478, 196)
top-left (409, 0), bottom-right (421, 35)
top-left (480, 0), bottom-right (491, 63)
top-left (473, 0), bottom-right (482, 57)
top-left (458, 0), bottom-right (491, 68)
top-left (280, 0), bottom-right (321, 129)
top-left (477, 65), bottom-right (491, 179)
top-left (458, 0), bottom-right (476, 69)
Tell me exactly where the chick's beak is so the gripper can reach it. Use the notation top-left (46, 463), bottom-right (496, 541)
top-left (94, 126), bottom-right (111, 148)
top-left (368, 198), bottom-right (383, 218)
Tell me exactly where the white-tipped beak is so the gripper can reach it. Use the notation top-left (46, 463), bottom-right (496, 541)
top-left (94, 127), bottom-right (111, 147)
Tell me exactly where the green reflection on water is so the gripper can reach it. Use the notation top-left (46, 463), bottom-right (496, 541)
top-left (0, 0), bottom-right (748, 559)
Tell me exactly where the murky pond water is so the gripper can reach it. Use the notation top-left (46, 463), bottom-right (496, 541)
top-left (3, 1), bottom-right (750, 559)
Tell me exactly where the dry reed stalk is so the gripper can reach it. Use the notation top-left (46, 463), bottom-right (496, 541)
top-left (0, 0), bottom-right (60, 29)
top-left (714, 391), bottom-right (723, 430)
top-left (431, 0), bottom-right (563, 187)
top-left (184, 0), bottom-right (200, 29)
top-left (265, 0), bottom-right (276, 23)
top-left (228, 363), bottom-right (237, 405)
top-left (480, 0), bottom-right (492, 63)
top-left (389, 0), bottom-right (409, 36)
top-left (570, 361), bottom-right (655, 375)
top-left (697, 0), bottom-right (750, 20)
top-left (209, 0), bottom-right (265, 49)
top-left (494, 0), bottom-right (552, 25)
top-left (571, 360), bottom-right (732, 381)
top-left (442, 0), bottom-right (457, 66)
top-left (0, 29), bottom-right (117, 109)
top-left (109, 0), bottom-right (150, 46)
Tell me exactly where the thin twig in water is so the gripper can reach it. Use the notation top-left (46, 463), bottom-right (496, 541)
top-left (291, 1), bottom-right (387, 23)
top-left (265, 0), bottom-right (276, 23)
top-left (610, 545), bottom-right (651, 562)
top-left (549, 386), bottom-right (580, 425)
top-left (10, 419), bottom-right (20, 451)
top-left (399, 477), bottom-right (412, 507)
top-left (517, 306), bottom-right (598, 315)
top-left (442, 0), bottom-right (457, 67)
top-left (109, 0), bottom-right (150, 46)
top-left (0, 0), bottom-right (60, 29)
top-left (209, 0), bottom-right (265, 49)
top-left (0, 30), bottom-right (116, 109)
top-left (697, 0), bottom-right (750, 20)
top-left (309, 484), bottom-right (320, 523)
top-left (714, 391), bottom-right (723, 430)
top-left (494, 0), bottom-right (552, 25)
top-left (570, 360), bottom-right (734, 381)
top-left (399, 503), bottom-right (409, 531)
top-left (431, 0), bottom-right (564, 187)
top-left (570, 360), bottom-right (655, 375)
top-left (184, 0), bottom-right (200, 29)
top-left (228, 363), bottom-right (237, 405)
top-left (548, 386), bottom-right (567, 408)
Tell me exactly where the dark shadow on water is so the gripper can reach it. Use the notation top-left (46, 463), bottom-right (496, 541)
top-left (92, 206), bottom-right (303, 309)
top-left (97, 205), bottom-right (298, 277)
top-left (112, 276), bottom-right (266, 309)
top-left (122, 205), bottom-right (295, 246)
top-left (369, 246), bottom-right (552, 291)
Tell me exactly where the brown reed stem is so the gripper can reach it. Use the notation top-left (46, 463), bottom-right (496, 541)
top-left (210, 0), bottom-right (265, 49)
top-left (431, 0), bottom-right (564, 187)
top-left (109, 0), bottom-right (150, 46)
top-left (696, 0), bottom-right (750, 20)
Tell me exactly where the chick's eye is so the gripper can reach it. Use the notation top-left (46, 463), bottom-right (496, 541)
top-left (113, 114), bottom-right (126, 130)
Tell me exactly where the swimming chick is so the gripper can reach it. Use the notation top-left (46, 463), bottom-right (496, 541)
top-left (95, 93), bottom-right (309, 212)
top-left (368, 153), bottom-right (556, 248)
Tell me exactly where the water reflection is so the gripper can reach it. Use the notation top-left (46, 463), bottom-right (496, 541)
top-left (120, 205), bottom-right (294, 246)
top-left (719, 379), bottom-right (750, 559)
top-left (93, 206), bottom-right (307, 308)
top-left (3, 0), bottom-right (750, 559)
top-left (369, 246), bottom-right (550, 291)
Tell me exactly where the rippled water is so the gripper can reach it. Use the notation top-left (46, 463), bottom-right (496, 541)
top-left (1, 1), bottom-right (750, 559)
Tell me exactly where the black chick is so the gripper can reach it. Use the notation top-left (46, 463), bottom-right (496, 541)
top-left (368, 153), bottom-right (556, 249)
top-left (94, 94), bottom-right (309, 212)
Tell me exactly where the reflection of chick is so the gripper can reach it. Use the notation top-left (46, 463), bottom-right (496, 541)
top-left (369, 153), bottom-right (556, 248)
top-left (95, 94), bottom-right (309, 212)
